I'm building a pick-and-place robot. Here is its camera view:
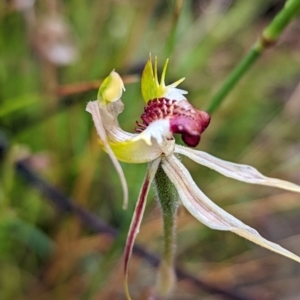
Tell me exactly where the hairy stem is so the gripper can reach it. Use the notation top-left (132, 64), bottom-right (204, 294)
top-left (154, 163), bottom-right (179, 296)
top-left (206, 0), bottom-right (300, 114)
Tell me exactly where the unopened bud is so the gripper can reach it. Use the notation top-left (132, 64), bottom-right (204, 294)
top-left (98, 71), bottom-right (125, 103)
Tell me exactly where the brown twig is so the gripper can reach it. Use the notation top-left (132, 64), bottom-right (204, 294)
top-left (55, 74), bottom-right (139, 97)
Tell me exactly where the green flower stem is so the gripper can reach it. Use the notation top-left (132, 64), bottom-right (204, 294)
top-left (161, 202), bottom-right (176, 267)
top-left (154, 163), bottom-right (179, 295)
top-left (206, 0), bottom-right (300, 114)
top-left (155, 164), bottom-right (179, 265)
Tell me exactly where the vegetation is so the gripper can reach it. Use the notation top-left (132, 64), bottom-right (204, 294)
top-left (1, 0), bottom-right (300, 299)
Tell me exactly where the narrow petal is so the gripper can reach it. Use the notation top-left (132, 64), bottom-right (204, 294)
top-left (160, 58), bottom-right (169, 87)
top-left (124, 158), bottom-right (161, 300)
top-left (168, 78), bottom-right (186, 88)
top-left (141, 55), bottom-right (187, 102)
top-left (141, 56), bottom-right (157, 102)
top-left (86, 101), bottom-right (128, 209)
top-left (175, 145), bottom-right (300, 193)
top-left (161, 155), bottom-right (300, 264)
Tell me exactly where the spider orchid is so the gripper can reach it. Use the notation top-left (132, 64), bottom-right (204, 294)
top-left (86, 57), bottom-right (300, 299)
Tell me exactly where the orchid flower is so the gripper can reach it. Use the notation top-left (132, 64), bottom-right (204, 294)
top-left (86, 57), bottom-right (300, 299)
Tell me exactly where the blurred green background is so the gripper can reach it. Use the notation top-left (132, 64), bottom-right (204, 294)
top-left (1, 0), bottom-right (300, 299)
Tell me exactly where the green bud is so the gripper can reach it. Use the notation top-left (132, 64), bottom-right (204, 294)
top-left (98, 70), bottom-right (125, 103)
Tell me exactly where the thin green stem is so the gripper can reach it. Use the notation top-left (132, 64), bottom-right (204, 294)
top-left (263, 0), bottom-right (300, 41)
top-left (206, 46), bottom-right (260, 114)
top-left (206, 0), bottom-right (300, 114)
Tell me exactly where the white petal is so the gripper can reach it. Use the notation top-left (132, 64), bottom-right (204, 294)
top-left (164, 86), bottom-right (188, 101)
top-left (161, 155), bottom-right (300, 264)
top-left (86, 101), bottom-right (128, 209)
top-left (133, 119), bottom-right (172, 146)
top-left (175, 145), bottom-right (300, 193)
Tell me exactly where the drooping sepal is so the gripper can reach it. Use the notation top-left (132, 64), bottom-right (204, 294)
top-left (124, 158), bottom-right (161, 300)
top-left (86, 101), bottom-right (129, 209)
top-left (175, 145), bottom-right (300, 192)
top-left (162, 155), bottom-right (300, 264)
